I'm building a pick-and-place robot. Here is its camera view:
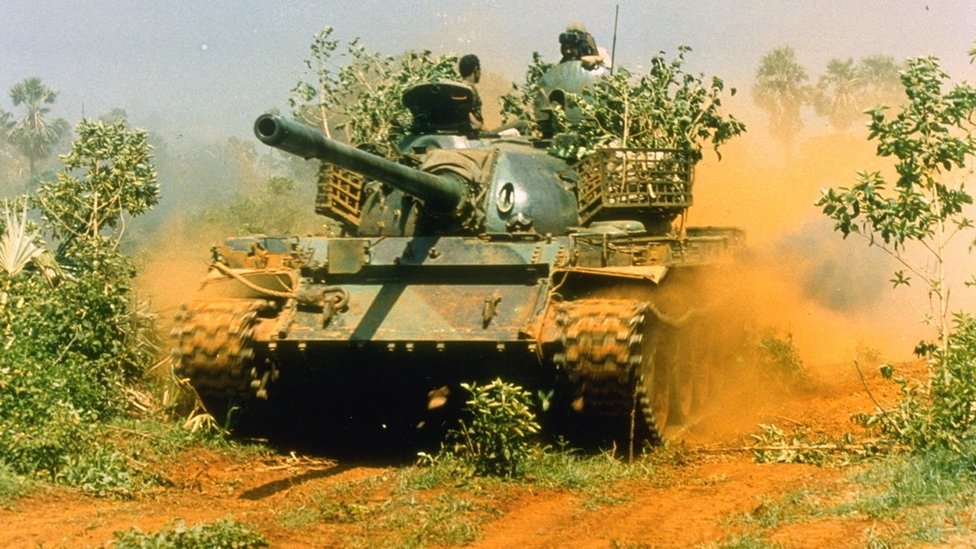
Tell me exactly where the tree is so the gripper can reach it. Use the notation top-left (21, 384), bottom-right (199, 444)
top-left (813, 56), bottom-right (906, 132)
top-left (752, 46), bottom-right (810, 150)
top-left (0, 119), bottom-right (160, 479)
top-left (812, 58), bottom-right (860, 131)
top-left (0, 109), bottom-right (20, 186)
top-left (6, 77), bottom-right (70, 176)
top-left (98, 108), bottom-right (130, 125)
top-left (204, 175), bottom-right (321, 236)
top-left (289, 26), bottom-right (340, 139)
top-left (34, 119), bottom-right (159, 251)
top-left (0, 109), bottom-right (13, 140)
top-left (856, 55), bottom-right (903, 107)
top-left (818, 56), bottom-right (976, 355)
top-left (817, 56), bottom-right (976, 450)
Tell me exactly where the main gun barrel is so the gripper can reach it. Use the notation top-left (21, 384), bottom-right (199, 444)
top-left (254, 114), bottom-right (464, 214)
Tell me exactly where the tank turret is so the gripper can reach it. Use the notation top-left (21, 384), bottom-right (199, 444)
top-left (254, 105), bottom-right (582, 237)
top-left (255, 114), bottom-right (466, 215)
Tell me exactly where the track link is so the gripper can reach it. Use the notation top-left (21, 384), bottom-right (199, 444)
top-left (171, 299), bottom-right (268, 398)
top-left (554, 299), bottom-right (666, 444)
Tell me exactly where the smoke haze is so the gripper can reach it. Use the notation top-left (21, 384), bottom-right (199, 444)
top-left (2, 1), bottom-right (974, 140)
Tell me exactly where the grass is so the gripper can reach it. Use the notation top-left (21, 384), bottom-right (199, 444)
top-left (737, 488), bottom-right (829, 530)
top-left (28, 403), bottom-right (976, 547)
top-left (273, 443), bottom-right (685, 548)
top-left (278, 471), bottom-right (498, 549)
top-left (719, 447), bottom-right (976, 547)
top-left (0, 414), bottom-right (272, 502)
top-left (706, 532), bottom-right (782, 549)
top-left (108, 518), bottom-right (268, 548)
top-left (835, 449), bottom-right (976, 546)
top-left (55, 416), bottom-right (270, 499)
top-left (0, 461), bottom-right (29, 506)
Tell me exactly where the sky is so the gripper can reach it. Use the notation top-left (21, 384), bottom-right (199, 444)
top-left (3, 0), bottom-right (974, 361)
top-left (1, 0), bottom-right (975, 143)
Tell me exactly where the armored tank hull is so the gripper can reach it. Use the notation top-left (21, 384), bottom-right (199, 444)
top-left (174, 231), bottom-right (743, 448)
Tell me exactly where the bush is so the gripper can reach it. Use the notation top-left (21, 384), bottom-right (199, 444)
top-left (0, 118), bottom-right (161, 482)
top-left (757, 332), bottom-right (808, 389)
top-left (0, 251), bottom-right (157, 480)
top-left (856, 313), bottom-right (976, 453)
top-left (443, 379), bottom-right (540, 478)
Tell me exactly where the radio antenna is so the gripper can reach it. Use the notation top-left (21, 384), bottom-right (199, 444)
top-left (610, 4), bottom-right (619, 74)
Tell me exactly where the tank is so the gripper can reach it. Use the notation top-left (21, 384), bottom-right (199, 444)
top-left (172, 77), bottom-right (745, 449)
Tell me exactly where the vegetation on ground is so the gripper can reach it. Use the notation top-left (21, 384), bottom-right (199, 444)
top-left (0, 118), bottom-right (162, 489)
top-left (109, 518), bottom-right (268, 549)
top-left (729, 44), bottom-right (976, 548)
top-left (273, 442), bottom-right (678, 549)
top-left (433, 379), bottom-right (541, 478)
top-left (716, 445), bottom-right (976, 547)
top-left (818, 53), bottom-right (976, 453)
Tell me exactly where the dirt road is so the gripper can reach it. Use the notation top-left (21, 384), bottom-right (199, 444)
top-left (0, 359), bottom-right (906, 548)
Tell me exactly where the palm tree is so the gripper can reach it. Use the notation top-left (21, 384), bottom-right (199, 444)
top-left (752, 46), bottom-right (810, 150)
top-left (7, 77), bottom-right (70, 176)
top-left (813, 58), bottom-right (861, 131)
top-left (857, 55), bottom-right (903, 108)
top-left (0, 109), bottom-right (17, 181)
top-left (814, 56), bottom-right (905, 132)
top-left (0, 109), bottom-right (12, 137)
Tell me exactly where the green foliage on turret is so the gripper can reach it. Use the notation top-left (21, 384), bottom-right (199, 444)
top-left (501, 46), bottom-right (745, 161)
top-left (289, 26), bottom-right (459, 157)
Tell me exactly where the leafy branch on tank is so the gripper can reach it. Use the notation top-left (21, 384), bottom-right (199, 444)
top-left (289, 26), bottom-right (461, 159)
top-left (502, 46), bottom-right (746, 162)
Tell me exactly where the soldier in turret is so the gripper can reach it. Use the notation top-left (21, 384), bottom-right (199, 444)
top-left (458, 54), bottom-right (484, 131)
top-left (558, 23), bottom-right (609, 70)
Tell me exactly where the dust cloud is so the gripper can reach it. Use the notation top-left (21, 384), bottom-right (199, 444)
top-left (687, 104), bottom-right (939, 368)
top-left (134, 216), bottom-right (226, 334)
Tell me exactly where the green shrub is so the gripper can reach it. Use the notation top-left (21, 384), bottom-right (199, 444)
top-left (0, 461), bottom-right (29, 505)
top-left (58, 445), bottom-right (139, 499)
top-left (757, 332), bottom-right (808, 389)
top-left (110, 518), bottom-right (268, 549)
top-left (0, 237), bottom-right (158, 484)
top-left (444, 379), bottom-right (540, 478)
top-left (855, 313), bottom-right (976, 453)
top-left (0, 119), bottom-right (161, 482)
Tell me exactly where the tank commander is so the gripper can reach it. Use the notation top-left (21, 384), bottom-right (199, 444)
top-left (458, 53), bottom-right (484, 131)
top-left (459, 54), bottom-right (528, 136)
top-left (558, 23), bottom-right (610, 70)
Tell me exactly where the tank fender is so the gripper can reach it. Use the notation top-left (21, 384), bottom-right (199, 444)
top-left (554, 265), bottom-right (668, 284)
top-left (525, 265), bottom-right (669, 346)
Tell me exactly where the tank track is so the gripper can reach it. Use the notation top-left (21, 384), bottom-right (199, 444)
top-left (171, 299), bottom-right (268, 399)
top-left (554, 299), bottom-right (667, 444)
